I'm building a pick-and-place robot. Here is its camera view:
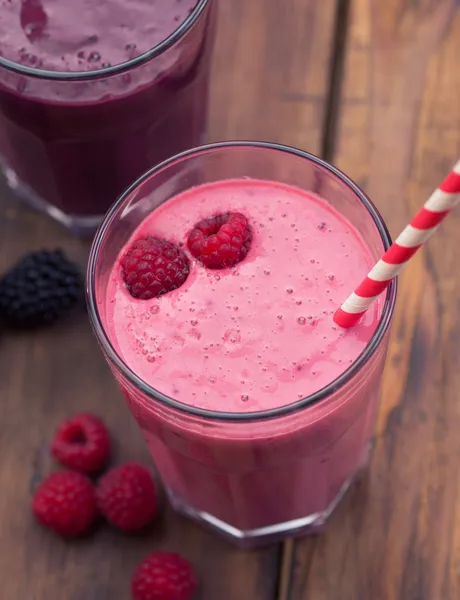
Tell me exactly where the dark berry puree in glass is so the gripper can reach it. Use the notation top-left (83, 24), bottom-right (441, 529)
top-left (0, 0), bottom-right (214, 225)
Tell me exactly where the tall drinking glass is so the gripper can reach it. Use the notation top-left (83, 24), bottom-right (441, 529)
top-left (87, 142), bottom-right (397, 547)
top-left (0, 0), bottom-right (215, 236)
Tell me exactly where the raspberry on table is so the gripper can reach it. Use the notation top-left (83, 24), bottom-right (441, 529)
top-left (132, 552), bottom-right (198, 600)
top-left (32, 470), bottom-right (97, 538)
top-left (121, 237), bottom-right (190, 299)
top-left (96, 462), bottom-right (157, 532)
top-left (51, 413), bottom-right (110, 474)
top-left (187, 212), bottom-right (252, 269)
top-left (0, 249), bottom-right (83, 329)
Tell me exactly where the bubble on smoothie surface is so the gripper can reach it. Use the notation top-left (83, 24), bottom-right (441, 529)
top-left (106, 179), bottom-right (379, 412)
top-left (0, 0), bottom-right (199, 72)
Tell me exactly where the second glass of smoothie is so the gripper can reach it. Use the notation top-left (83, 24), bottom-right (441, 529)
top-left (0, 0), bottom-right (215, 235)
top-left (87, 142), bottom-right (397, 547)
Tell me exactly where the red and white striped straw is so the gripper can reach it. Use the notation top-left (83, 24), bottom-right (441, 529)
top-left (334, 159), bottom-right (460, 328)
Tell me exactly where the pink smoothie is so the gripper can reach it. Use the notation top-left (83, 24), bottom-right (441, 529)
top-left (103, 178), bottom-right (388, 542)
top-left (106, 179), bottom-right (379, 411)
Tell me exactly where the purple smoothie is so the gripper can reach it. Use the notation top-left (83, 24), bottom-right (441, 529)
top-left (0, 0), bottom-right (215, 234)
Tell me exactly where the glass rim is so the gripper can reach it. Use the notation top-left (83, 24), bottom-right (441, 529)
top-left (86, 141), bottom-right (397, 423)
top-left (0, 0), bottom-right (209, 82)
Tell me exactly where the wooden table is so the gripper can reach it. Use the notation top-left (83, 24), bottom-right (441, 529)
top-left (1, 1), bottom-right (459, 598)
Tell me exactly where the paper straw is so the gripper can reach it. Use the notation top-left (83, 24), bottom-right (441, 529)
top-left (334, 160), bottom-right (460, 328)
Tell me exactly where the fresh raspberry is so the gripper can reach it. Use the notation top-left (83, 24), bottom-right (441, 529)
top-left (51, 413), bottom-right (110, 474)
top-left (187, 212), bottom-right (252, 269)
top-left (96, 462), bottom-right (157, 531)
top-left (32, 470), bottom-right (97, 538)
top-left (121, 237), bottom-right (190, 299)
top-left (132, 552), bottom-right (198, 600)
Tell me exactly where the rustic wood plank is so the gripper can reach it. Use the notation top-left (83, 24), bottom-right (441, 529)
top-left (290, 1), bottom-right (460, 599)
top-left (208, 0), bottom-right (337, 152)
top-left (0, 1), bottom-right (337, 599)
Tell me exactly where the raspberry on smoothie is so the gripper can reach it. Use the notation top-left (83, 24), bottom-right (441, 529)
top-left (187, 212), bottom-right (253, 268)
top-left (121, 237), bottom-right (191, 300)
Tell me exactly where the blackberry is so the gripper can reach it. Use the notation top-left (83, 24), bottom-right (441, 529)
top-left (0, 249), bottom-right (83, 329)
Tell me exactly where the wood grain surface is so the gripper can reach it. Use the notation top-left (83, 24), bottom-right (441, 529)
top-left (288, 1), bottom-right (460, 599)
top-left (2, 1), bottom-right (460, 598)
top-left (0, 1), bottom-right (337, 599)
